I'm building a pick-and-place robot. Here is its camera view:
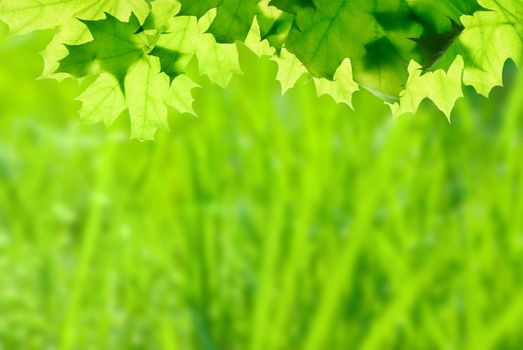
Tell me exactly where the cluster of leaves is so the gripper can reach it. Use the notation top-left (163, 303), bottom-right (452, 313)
top-left (0, 0), bottom-right (522, 139)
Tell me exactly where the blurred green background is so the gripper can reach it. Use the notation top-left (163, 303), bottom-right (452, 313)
top-left (1, 29), bottom-right (523, 350)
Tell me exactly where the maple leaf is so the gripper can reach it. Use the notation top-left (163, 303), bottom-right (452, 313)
top-left (390, 57), bottom-right (465, 119)
top-left (52, 1), bottom-right (241, 140)
top-left (434, 0), bottom-right (523, 96)
top-left (314, 59), bottom-right (359, 109)
top-left (58, 13), bottom-right (147, 84)
top-left (256, 0), bottom-right (294, 51)
top-left (178, 0), bottom-right (260, 43)
top-left (271, 0), bottom-right (484, 100)
top-left (0, 0), bottom-right (149, 36)
top-left (125, 56), bottom-right (171, 140)
top-left (77, 73), bottom-right (126, 126)
top-left (269, 0), bottom-right (315, 14)
top-left (55, 10), bottom-right (202, 140)
top-left (151, 9), bottom-right (242, 87)
top-left (0, 0), bottom-right (522, 138)
top-left (389, 0), bottom-right (522, 118)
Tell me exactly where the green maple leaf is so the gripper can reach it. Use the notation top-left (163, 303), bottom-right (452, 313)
top-left (314, 59), bottom-right (359, 108)
top-left (403, 0), bottom-right (486, 32)
top-left (256, 1), bottom-right (294, 51)
top-left (153, 11), bottom-right (242, 87)
top-left (269, 0), bottom-right (315, 14)
top-left (0, 0), bottom-right (149, 36)
top-left (125, 56), bottom-right (171, 140)
top-left (177, 0), bottom-right (221, 18)
top-left (53, 1), bottom-right (241, 140)
top-left (391, 0), bottom-right (522, 118)
top-left (272, 0), bottom-right (483, 101)
top-left (0, 0), bottom-right (150, 77)
top-left (244, 17), bottom-right (308, 94)
top-left (390, 57), bottom-right (465, 119)
top-left (1, 0), bottom-right (522, 138)
top-left (77, 73), bottom-right (126, 126)
top-left (273, 49), bottom-right (307, 93)
top-left (178, 0), bottom-right (260, 43)
top-left (165, 75), bottom-right (199, 116)
top-left (142, 0), bottom-right (181, 32)
top-left (55, 10), bottom-right (203, 140)
top-left (434, 0), bottom-right (523, 96)
top-left (58, 13), bottom-right (147, 84)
